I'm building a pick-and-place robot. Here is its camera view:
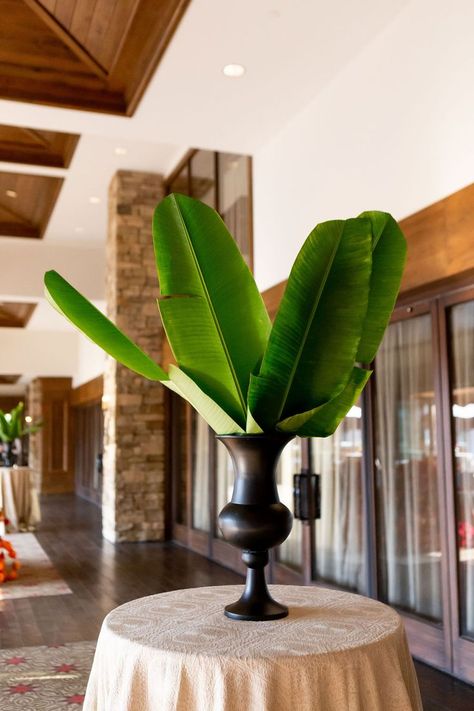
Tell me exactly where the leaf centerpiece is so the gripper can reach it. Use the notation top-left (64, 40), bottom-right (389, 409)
top-left (44, 194), bottom-right (406, 437)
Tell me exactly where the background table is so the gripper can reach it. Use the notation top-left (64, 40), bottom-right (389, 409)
top-left (0, 466), bottom-right (41, 532)
top-left (84, 584), bottom-right (422, 711)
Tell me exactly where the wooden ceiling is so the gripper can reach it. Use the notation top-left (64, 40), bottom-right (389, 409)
top-left (0, 0), bottom-right (191, 115)
top-left (0, 125), bottom-right (79, 168)
top-left (0, 302), bottom-right (36, 328)
top-left (0, 172), bottom-right (63, 238)
top-left (0, 375), bottom-right (21, 385)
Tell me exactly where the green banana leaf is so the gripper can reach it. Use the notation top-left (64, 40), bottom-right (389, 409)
top-left (166, 365), bottom-right (244, 435)
top-left (356, 212), bottom-right (407, 363)
top-left (246, 406), bottom-right (264, 435)
top-left (0, 411), bottom-right (11, 442)
top-left (10, 402), bottom-right (23, 440)
top-left (44, 271), bottom-right (168, 382)
top-left (248, 217), bottom-right (372, 430)
top-left (277, 366), bottom-right (371, 437)
top-left (153, 194), bottom-right (271, 429)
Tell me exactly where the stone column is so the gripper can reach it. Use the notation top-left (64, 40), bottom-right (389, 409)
top-left (102, 171), bottom-right (166, 542)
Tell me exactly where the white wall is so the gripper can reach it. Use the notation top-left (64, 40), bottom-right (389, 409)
top-left (0, 330), bottom-right (78, 377)
top-left (0, 239), bottom-right (105, 301)
top-left (73, 334), bottom-right (107, 388)
top-left (253, 0), bottom-right (474, 290)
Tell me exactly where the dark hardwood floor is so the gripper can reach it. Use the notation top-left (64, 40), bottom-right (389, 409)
top-left (1, 494), bottom-right (473, 710)
top-left (0, 494), bottom-right (241, 649)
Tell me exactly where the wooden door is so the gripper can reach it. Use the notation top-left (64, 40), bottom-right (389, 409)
top-left (74, 402), bottom-right (103, 506)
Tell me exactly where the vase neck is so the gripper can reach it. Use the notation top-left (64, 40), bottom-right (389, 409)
top-left (217, 434), bottom-right (294, 505)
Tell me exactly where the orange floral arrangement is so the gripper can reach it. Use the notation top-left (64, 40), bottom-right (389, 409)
top-left (0, 509), bottom-right (20, 583)
top-left (0, 538), bottom-right (20, 582)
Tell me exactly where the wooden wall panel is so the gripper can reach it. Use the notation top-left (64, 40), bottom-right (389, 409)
top-left (400, 183), bottom-right (474, 292)
top-left (70, 375), bottom-right (103, 407)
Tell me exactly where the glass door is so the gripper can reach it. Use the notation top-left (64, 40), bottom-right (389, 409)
top-left (373, 301), bottom-right (451, 670)
top-left (311, 403), bottom-right (367, 594)
top-left (440, 289), bottom-right (474, 683)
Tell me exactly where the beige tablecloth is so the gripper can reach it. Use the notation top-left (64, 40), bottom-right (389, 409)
top-left (0, 466), bottom-right (41, 532)
top-left (84, 584), bottom-right (422, 711)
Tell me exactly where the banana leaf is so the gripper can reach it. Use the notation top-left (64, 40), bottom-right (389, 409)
top-left (248, 217), bottom-right (372, 430)
top-left (356, 211), bottom-right (407, 363)
top-left (166, 365), bottom-right (244, 435)
top-left (153, 194), bottom-right (271, 429)
top-left (0, 411), bottom-right (11, 442)
top-left (277, 366), bottom-right (371, 436)
top-left (44, 271), bottom-right (168, 382)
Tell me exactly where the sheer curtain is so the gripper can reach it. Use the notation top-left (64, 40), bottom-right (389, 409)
top-left (376, 315), bottom-right (442, 621)
top-left (450, 300), bottom-right (474, 638)
top-left (311, 411), bottom-right (365, 592)
top-left (277, 439), bottom-right (303, 570)
top-left (192, 413), bottom-right (210, 532)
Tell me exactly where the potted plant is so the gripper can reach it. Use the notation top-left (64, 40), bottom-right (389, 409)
top-left (0, 402), bottom-right (42, 468)
top-left (44, 194), bottom-right (406, 620)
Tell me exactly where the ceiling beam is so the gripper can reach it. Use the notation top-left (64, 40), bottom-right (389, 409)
top-left (22, 0), bottom-right (109, 81)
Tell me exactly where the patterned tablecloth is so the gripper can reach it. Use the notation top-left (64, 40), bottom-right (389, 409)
top-left (0, 466), bottom-right (41, 532)
top-left (84, 584), bottom-right (422, 711)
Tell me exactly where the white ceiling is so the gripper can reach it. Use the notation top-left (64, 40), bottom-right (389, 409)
top-left (0, 0), bottom-right (409, 378)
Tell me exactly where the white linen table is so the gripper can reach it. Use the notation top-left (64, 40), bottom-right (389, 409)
top-left (0, 466), bottom-right (41, 532)
top-left (84, 584), bottom-right (422, 711)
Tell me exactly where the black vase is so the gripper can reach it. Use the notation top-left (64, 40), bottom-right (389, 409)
top-left (2, 441), bottom-right (16, 468)
top-left (217, 433), bottom-right (294, 621)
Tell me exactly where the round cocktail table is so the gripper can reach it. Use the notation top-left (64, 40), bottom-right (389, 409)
top-left (83, 584), bottom-right (422, 711)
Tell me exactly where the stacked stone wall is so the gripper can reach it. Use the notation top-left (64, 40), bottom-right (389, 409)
top-left (103, 171), bottom-right (166, 542)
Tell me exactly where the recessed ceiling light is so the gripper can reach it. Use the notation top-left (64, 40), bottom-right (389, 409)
top-left (5, 189), bottom-right (17, 198)
top-left (114, 146), bottom-right (127, 156)
top-left (223, 64), bottom-right (246, 78)
top-left (89, 196), bottom-right (101, 204)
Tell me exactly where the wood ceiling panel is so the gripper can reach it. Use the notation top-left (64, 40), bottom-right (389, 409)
top-left (0, 375), bottom-right (22, 385)
top-left (0, 0), bottom-right (125, 112)
top-left (0, 125), bottom-right (79, 168)
top-left (0, 173), bottom-right (63, 239)
top-left (0, 302), bottom-right (36, 328)
top-left (0, 0), bottom-right (190, 115)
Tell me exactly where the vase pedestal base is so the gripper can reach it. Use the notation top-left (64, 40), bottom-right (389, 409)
top-left (224, 550), bottom-right (289, 621)
top-left (225, 599), bottom-right (288, 622)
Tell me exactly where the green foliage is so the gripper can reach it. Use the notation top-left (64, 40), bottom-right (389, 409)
top-left (44, 271), bottom-right (168, 382)
top-left (0, 402), bottom-right (42, 443)
top-left (44, 194), bottom-right (406, 437)
top-left (153, 194), bottom-right (270, 428)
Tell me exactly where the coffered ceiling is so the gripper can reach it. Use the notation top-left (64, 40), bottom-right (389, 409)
top-left (0, 0), bottom-right (190, 115)
top-left (0, 375), bottom-right (21, 385)
top-left (0, 172), bottom-right (63, 238)
top-left (0, 124), bottom-right (79, 168)
top-left (0, 302), bottom-right (36, 328)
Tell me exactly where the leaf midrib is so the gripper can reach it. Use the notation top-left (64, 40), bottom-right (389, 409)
top-left (272, 224), bottom-right (344, 422)
top-left (171, 198), bottom-right (246, 418)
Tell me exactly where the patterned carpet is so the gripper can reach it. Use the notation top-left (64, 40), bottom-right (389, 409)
top-left (0, 534), bottom-right (71, 601)
top-left (0, 641), bottom-right (95, 709)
